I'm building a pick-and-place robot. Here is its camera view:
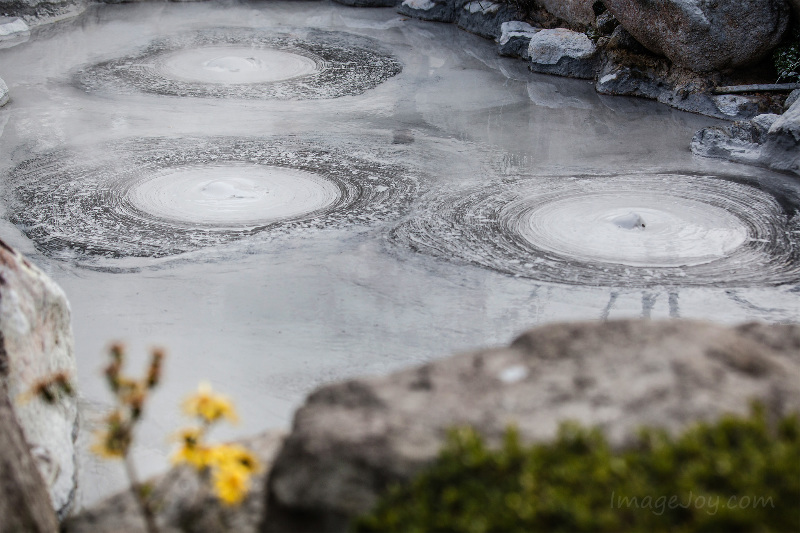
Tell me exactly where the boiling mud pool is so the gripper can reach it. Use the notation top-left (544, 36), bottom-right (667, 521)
top-left (1, 0), bottom-right (799, 506)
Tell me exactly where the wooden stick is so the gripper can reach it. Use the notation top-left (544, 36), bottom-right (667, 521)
top-left (712, 83), bottom-right (800, 94)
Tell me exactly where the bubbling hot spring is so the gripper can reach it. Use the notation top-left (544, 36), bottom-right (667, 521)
top-left (76, 28), bottom-right (402, 99)
top-left (7, 137), bottom-right (417, 261)
top-left (390, 174), bottom-right (800, 287)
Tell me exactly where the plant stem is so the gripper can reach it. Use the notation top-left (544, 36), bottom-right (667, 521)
top-left (124, 453), bottom-right (159, 533)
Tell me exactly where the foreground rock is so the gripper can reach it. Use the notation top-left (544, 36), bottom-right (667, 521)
top-left (691, 98), bottom-right (800, 176)
top-left (0, 375), bottom-right (59, 532)
top-left (64, 430), bottom-right (285, 533)
top-left (604, 0), bottom-right (790, 72)
top-left (0, 239), bottom-right (79, 518)
top-left (263, 320), bottom-right (800, 533)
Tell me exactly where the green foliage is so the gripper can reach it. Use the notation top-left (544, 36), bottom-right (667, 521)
top-left (774, 26), bottom-right (800, 83)
top-left (354, 405), bottom-right (800, 533)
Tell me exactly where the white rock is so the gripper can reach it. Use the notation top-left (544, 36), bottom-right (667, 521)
top-left (464, 1), bottom-right (500, 14)
top-left (528, 28), bottom-right (596, 65)
top-left (713, 94), bottom-right (751, 117)
top-left (498, 21), bottom-right (539, 45)
top-left (0, 241), bottom-right (78, 518)
top-left (402, 0), bottom-right (436, 11)
top-left (0, 17), bottom-right (29, 37)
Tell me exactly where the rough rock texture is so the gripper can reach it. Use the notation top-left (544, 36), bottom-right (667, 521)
top-left (0, 379), bottom-right (59, 532)
top-left (0, 16), bottom-right (29, 49)
top-left (455, 1), bottom-right (519, 40)
top-left (262, 319), bottom-right (800, 533)
top-left (596, 49), bottom-right (781, 121)
top-left (0, 0), bottom-right (85, 25)
top-left (0, 77), bottom-right (8, 107)
top-left (398, 0), bottom-right (466, 23)
top-left (497, 21), bottom-right (540, 59)
top-left (603, 0), bottom-right (790, 72)
top-left (536, 0), bottom-right (595, 27)
top-left (332, 0), bottom-right (399, 7)
top-left (692, 98), bottom-right (800, 175)
top-left (786, 89), bottom-right (800, 111)
top-left (0, 239), bottom-right (78, 518)
top-left (64, 430), bottom-right (285, 533)
top-left (0, 15), bottom-right (29, 36)
top-left (528, 28), bottom-right (597, 79)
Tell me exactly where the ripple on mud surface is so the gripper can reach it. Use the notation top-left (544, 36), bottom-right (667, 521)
top-left (391, 174), bottom-right (800, 287)
top-left (6, 137), bottom-right (417, 260)
top-left (75, 28), bottom-right (402, 99)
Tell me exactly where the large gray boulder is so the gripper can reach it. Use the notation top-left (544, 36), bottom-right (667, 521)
top-left (603, 0), bottom-right (790, 72)
top-left (0, 240), bottom-right (78, 518)
top-left (64, 430), bottom-right (285, 533)
top-left (262, 319), bottom-right (800, 533)
top-left (691, 98), bottom-right (800, 175)
top-left (536, 0), bottom-right (595, 27)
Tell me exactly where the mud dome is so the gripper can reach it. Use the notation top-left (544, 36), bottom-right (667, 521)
top-left (7, 137), bottom-right (417, 261)
top-left (75, 28), bottom-right (402, 99)
top-left (392, 174), bottom-right (800, 287)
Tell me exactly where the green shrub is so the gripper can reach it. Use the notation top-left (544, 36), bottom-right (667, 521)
top-left (774, 26), bottom-right (800, 83)
top-left (354, 405), bottom-right (800, 533)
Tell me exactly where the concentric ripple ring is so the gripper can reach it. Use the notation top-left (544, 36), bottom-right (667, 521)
top-left (391, 173), bottom-right (800, 287)
top-left (6, 137), bottom-right (417, 260)
top-left (75, 28), bottom-right (402, 100)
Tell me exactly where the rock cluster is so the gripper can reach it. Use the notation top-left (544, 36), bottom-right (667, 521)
top-left (0, 239), bottom-right (79, 518)
top-left (263, 319), bottom-right (800, 533)
top-left (394, 0), bottom-right (793, 121)
top-left (692, 98), bottom-right (800, 176)
top-left (0, 0), bottom-right (85, 25)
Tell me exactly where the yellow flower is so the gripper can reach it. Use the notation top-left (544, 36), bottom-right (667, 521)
top-left (171, 427), bottom-right (211, 469)
top-left (211, 462), bottom-right (251, 506)
top-left (182, 382), bottom-right (239, 424)
top-left (207, 443), bottom-right (261, 474)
